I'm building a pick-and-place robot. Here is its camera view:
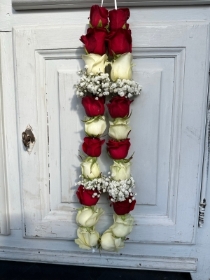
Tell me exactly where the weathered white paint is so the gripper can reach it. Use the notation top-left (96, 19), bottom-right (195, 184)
top-left (13, 23), bottom-right (209, 246)
top-left (0, 33), bottom-right (11, 235)
top-left (0, 0), bottom-right (11, 31)
top-left (12, 0), bottom-right (210, 11)
top-left (0, 246), bottom-right (198, 272)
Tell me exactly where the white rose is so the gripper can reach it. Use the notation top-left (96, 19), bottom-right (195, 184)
top-left (82, 54), bottom-right (108, 74)
top-left (110, 214), bottom-right (134, 238)
top-left (101, 230), bottom-right (124, 252)
top-left (110, 53), bottom-right (132, 82)
top-left (111, 160), bottom-right (131, 180)
top-left (109, 118), bottom-right (131, 140)
top-left (75, 227), bottom-right (100, 250)
top-left (81, 157), bottom-right (101, 179)
top-left (85, 116), bottom-right (106, 137)
top-left (76, 206), bottom-right (104, 227)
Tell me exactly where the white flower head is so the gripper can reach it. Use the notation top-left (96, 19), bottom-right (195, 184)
top-left (101, 229), bottom-right (124, 252)
top-left (75, 227), bottom-right (100, 250)
top-left (85, 116), bottom-right (106, 137)
top-left (111, 53), bottom-right (132, 82)
top-left (76, 206), bottom-right (104, 227)
top-left (109, 117), bottom-right (131, 140)
top-left (81, 157), bottom-right (101, 179)
top-left (82, 54), bottom-right (108, 75)
top-left (110, 214), bottom-right (134, 238)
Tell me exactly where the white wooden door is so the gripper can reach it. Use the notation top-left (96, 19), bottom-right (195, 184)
top-left (14, 21), bottom-right (209, 245)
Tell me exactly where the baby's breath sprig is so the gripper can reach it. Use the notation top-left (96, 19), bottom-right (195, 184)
top-left (75, 68), bottom-right (111, 98)
top-left (110, 78), bottom-right (142, 98)
top-left (74, 68), bottom-right (142, 98)
top-left (76, 175), bottom-right (108, 196)
top-left (106, 175), bottom-right (137, 203)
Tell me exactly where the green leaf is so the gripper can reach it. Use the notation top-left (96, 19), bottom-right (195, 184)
top-left (122, 23), bottom-right (127, 29)
top-left (97, 20), bottom-right (103, 28)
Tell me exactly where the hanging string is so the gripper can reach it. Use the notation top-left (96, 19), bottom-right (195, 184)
top-left (114, 0), bottom-right (117, 9)
top-left (101, 0), bottom-right (117, 9)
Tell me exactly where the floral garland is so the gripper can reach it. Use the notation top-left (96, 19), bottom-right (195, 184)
top-left (74, 4), bottom-right (141, 252)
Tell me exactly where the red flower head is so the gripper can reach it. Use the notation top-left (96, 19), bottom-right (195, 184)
top-left (107, 139), bottom-right (130, 159)
top-left (112, 197), bottom-right (136, 215)
top-left (82, 96), bottom-right (105, 117)
top-left (107, 29), bottom-right (132, 55)
top-left (89, 5), bottom-right (108, 28)
top-left (80, 28), bottom-right (107, 55)
top-left (82, 137), bottom-right (105, 157)
top-left (109, 8), bottom-right (130, 30)
top-left (76, 185), bottom-right (100, 206)
top-left (107, 96), bottom-right (133, 118)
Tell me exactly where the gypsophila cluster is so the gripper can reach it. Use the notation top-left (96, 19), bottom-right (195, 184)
top-left (106, 175), bottom-right (137, 203)
top-left (76, 175), bottom-right (108, 195)
top-left (75, 68), bottom-right (111, 97)
top-left (109, 78), bottom-right (142, 98)
top-left (74, 69), bottom-right (142, 98)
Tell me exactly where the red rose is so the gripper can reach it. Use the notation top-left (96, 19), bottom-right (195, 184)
top-left (112, 197), bottom-right (136, 215)
top-left (82, 137), bottom-right (105, 157)
top-left (107, 96), bottom-right (133, 118)
top-left (76, 185), bottom-right (100, 206)
top-left (109, 8), bottom-right (130, 30)
top-left (82, 96), bottom-right (105, 117)
top-left (89, 5), bottom-right (108, 28)
top-left (107, 29), bottom-right (132, 55)
top-left (107, 139), bottom-right (130, 159)
top-left (80, 28), bottom-right (107, 55)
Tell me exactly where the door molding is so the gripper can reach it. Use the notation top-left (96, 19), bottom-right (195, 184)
top-left (0, 33), bottom-right (10, 235)
top-left (12, 0), bottom-right (210, 11)
top-left (0, 246), bottom-right (197, 272)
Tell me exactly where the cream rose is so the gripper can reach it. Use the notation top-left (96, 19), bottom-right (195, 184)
top-left (81, 157), bottom-right (101, 179)
top-left (82, 54), bottom-right (108, 74)
top-left (75, 227), bottom-right (100, 250)
top-left (110, 53), bottom-right (132, 82)
top-left (101, 230), bottom-right (124, 252)
top-left (110, 214), bottom-right (134, 238)
top-left (111, 160), bottom-right (131, 181)
top-left (109, 118), bottom-right (131, 140)
top-left (76, 206), bottom-right (104, 227)
top-left (85, 116), bottom-right (106, 137)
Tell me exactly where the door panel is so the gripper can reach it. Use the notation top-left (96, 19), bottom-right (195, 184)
top-left (14, 22), bottom-right (209, 243)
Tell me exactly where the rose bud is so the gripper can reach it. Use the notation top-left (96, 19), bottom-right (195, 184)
top-left (110, 53), bottom-right (132, 81)
top-left (82, 96), bottom-right (105, 117)
top-left (107, 139), bottom-right (130, 159)
top-left (81, 157), bottom-right (101, 179)
top-left (112, 197), bottom-right (136, 215)
top-left (109, 118), bottom-right (131, 140)
top-left (76, 185), bottom-right (100, 206)
top-left (82, 54), bottom-right (108, 74)
top-left (109, 8), bottom-right (130, 30)
top-left (109, 213), bottom-right (134, 238)
top-left (111, 160), bottom-right (131, 180)
top-left (85, 116), bottom-right (106, 137)
top-left (75, 227), bottom-right (100, 250)
top-left (80, 28), bottom-right (107, 55)
top-left (89, 5), bottom-right (108, 28)
top-left (76, 206), bottom-right (104, 227)
top-left (101, 229), bottom-right (124, 252)
top-left (107, 29), bottom-right (132, 55)
top-left (107, 96), bottom-right (132, 118)
top-left (83, 137), bottom-right (105, 157)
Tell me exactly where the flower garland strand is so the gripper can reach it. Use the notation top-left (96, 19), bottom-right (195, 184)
top-left (74, 4), bottom-right (141, 252)
top-left (75, 5), bottom-right (108, 249)
top-left (100, 7), bottom-right (137, 251)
